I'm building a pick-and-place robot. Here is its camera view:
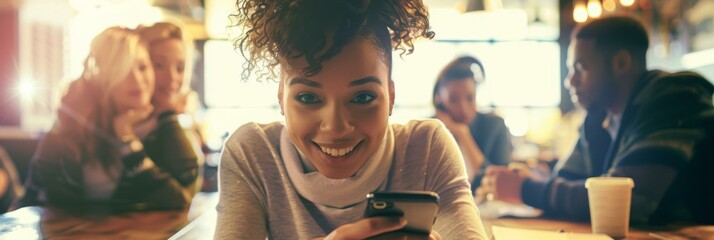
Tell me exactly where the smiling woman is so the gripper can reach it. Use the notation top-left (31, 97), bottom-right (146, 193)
top-left (279, 39), bottom-right (393, 180)
top-left (215, 0), bottom-right (488, 239)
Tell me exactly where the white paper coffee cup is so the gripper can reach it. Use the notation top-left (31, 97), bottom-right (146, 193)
top-left (585, 177), bottom-right (635, 238)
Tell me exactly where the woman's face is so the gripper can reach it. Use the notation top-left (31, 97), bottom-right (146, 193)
top-left (279, 38), bottom-right (395, 179)
top-left (437, 78), bottom-right (477, 123)
top-left (149, 38), bottom-right (186, 105)
top-left (111, 45), bottom-right (155, 113)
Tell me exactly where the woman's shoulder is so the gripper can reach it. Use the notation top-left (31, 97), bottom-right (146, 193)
top-left (391, 119), bottom-right (451, 146)
top-left (476, 112), bottom-right (506, 123)
top-left (224, 121), bottom-right (284, 151)
top-left (219, 122), bottom-right (286, 185)
top-left (391, 119), bottom-right (444, 134)
top-left (472, 112), bottom-right (508, 131)
top-left (32, 130), bottom-right (82, 165)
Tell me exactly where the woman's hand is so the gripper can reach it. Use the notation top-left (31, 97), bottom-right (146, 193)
top-left (314, 217), bottom-right (407, 240)
top-left (153, 90), bottom-right (189, 115)
top-left (113, 104), bottom-right (154, 140)
top-left (435, 110), bottom-right (470, 141)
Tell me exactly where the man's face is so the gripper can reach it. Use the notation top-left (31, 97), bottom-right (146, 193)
top-left (565, 39), bottom-right (615, 110)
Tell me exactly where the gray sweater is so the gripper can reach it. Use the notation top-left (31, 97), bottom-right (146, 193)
top-left (215, 120), bottom-right (487, 239)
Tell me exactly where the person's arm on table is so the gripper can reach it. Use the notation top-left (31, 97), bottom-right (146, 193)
top-left (112, 112), bottom-right (200, 211)
top-left (484, 150), bottom-right (681, 223)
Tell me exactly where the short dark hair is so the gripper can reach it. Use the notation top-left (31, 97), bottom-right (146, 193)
top-left (574, 16), bottom-right (649, 62)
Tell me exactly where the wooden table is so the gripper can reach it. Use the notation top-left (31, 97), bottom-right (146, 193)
top-left (0, 192), bottom-right (218, 240)
top-left (16, 191), bottom-right (708, 240)
top-left (168, 199), bottom-right (714, 240)
top-left (483, 216), bottom-right (714, 240)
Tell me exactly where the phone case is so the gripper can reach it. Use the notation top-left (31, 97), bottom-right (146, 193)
top-left (364, 191), bottom-right (440, 234)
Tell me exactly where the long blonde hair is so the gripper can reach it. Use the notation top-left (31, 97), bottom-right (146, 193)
top-left (55, 27), bottom-right (147, 168)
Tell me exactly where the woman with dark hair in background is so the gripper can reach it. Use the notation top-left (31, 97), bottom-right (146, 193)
top-left (433, 56), bottom-right (513, 190)
top-left (215, 0), bottom-right (488, 239)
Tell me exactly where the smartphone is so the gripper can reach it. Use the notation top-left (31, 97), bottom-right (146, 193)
top-left (364, 191), bottom-right (440, 235)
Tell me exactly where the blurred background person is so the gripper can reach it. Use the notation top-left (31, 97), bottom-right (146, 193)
top-left (480, 16), bottom-right (714, 225)
top-left (12, 27), bottom-right (200, 213)
top-left (138, 22), bottom-right (205, 192)
top-left (432, 56), bottom-right (513, 190)
top-left (0, 146), bottom-right (23, 213)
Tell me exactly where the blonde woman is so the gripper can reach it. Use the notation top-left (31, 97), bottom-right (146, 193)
top-left (137, 22), bottom-right (198, 117)
top-left (138, 22), bottom-right (205, 191)
top-left (13, 27), bottom-right (200, 212)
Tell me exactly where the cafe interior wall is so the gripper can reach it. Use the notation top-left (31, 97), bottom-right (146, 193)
top-left (12, 0), bottom-right (570, 161)
top-left (569, 0), bottom-right (714, 81)
top-left (9, 0), bottom-right (714, 162)
top-left (14, 0), bottom-right (203, 133)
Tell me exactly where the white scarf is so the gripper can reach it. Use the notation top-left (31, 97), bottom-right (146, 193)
top-left (280, 126), bottom-right (394, 208)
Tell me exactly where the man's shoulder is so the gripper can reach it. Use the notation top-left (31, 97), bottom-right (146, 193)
top-left (646, 70), bottom-right (713, 92)
top-left (634, 70), bottom-right (714, 107)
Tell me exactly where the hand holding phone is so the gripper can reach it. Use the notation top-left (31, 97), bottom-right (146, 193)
top-left (364, 191), bottom-right (440, 235)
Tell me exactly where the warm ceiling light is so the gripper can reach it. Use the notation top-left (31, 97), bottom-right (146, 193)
top-left (603, 0), bottom-right (616, 11)
top-left (588, 0), bottom-right (603, 18)
top-left (574, 2), bottom-right (588, 23)
top-left (620, 0), bottom-right (635, 7)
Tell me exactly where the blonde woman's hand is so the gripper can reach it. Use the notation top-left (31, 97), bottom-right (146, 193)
top-left (113, 104), bottom-right (154, 140)
top-left (154, 90), bottom-right (189, 115)
top-left (313, 217), bottom-right (407, 240)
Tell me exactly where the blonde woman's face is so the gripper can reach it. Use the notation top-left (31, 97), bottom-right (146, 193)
top-left (278, 38), bottom-right (395, 179)
top-left (149, 38), bottom-right (186, 104)
top-left (111, 45), bottom-right (155, 112)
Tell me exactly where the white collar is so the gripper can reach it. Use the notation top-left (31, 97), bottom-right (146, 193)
top-left (280, 126), bottom-right (394, 208)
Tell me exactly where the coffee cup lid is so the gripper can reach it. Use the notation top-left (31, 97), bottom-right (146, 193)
top-left (585, 177), bottom-right (634, 188)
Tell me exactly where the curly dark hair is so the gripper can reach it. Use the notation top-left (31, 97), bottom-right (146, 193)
top-left (231, 0), bottom-right (435, 81)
